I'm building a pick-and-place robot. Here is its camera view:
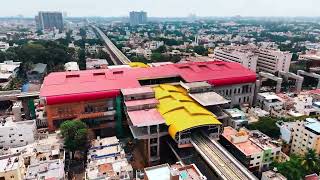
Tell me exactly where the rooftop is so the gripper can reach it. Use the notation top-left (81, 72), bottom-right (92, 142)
top-left (25, 159), bottom-right (65, 180)
top-left (224, 108), bottom-right (245, 118)
top-left (144, 162), bottom-right (206, 180)
top-left (29, 63), bottom-right (47, 74)
top-left (188, 91), bottom-right (230, 106)
top-left (121, 87), bottom-right (154, 96)
top-left (40, 61), bottom-right (257, 105)
top-left (258, 92), bottom-right (282, 101)
top-left (0, 156), bottom-right (21, 172)
top-left (262, 170), bottom-right (287, 180)
top-left (304, 118), bottom-right (320, 134)
top-left (222, 127), bottom-right (279, 156)
top-left (127, 108), bottom-right (165, 127)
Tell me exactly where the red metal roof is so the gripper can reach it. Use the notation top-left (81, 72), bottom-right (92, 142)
top-left (41, 61), bottom-right (256, 105)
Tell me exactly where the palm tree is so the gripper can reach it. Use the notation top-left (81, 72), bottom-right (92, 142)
top-left (301, 149), bottom-right (319, 175)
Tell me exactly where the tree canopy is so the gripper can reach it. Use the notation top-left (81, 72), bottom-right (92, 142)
top-left (272, 150), bottom-right (320, 180)
top-left (60, 120), bottom-right (88, 152)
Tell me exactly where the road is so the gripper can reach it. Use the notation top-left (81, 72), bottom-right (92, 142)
top-left (91, 25), bottom-right (131, 65)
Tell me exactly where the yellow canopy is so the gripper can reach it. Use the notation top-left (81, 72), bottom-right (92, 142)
top-left (153, 84), bottom-right (221, 139)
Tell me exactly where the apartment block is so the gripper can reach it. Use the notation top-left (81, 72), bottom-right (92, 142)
top-left (0, 156), bottom-right (26, 180)
top-left (256, 48), bottom-right (292, 74)
top-left (220, 127), bottom-right (281, 173)
top-left (214, 45), bottom-right (292, 74)
top-left (291, 118), bottom-right (320, 155)
top-left (0, 117), bottom-right (36, 148)
top-left (214, 46), bottom-right (258, 72)
top-left (85, 136), bottom-right (133, 180)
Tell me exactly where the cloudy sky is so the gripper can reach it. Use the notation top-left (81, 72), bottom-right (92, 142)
top-left (1, 0), bottom-right (319, 17)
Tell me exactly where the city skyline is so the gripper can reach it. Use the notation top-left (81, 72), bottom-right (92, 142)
top-left (1, 0), bottom-right (320, 17)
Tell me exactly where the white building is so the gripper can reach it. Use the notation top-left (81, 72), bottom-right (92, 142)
top-left (214, 45), bottom-right (292, 74)
top-left (0, 61), bottom-right (21, 88)
top-left (86, 58), bottom-right (108, 70)
top-left (256, 48), bottom-right (292, 74)
top-left (85, 136), bottom-right (133, 180)
top-left (224, 108), bottom-right (248, 129)
top-left (256, 92), bottom-right (284, 112)
top-left (64, 61), bottom-right (80, 71)
top-left (214, 46), bottom-right (258, 72)
top-left (291, 118), bottom-right (320, 155)
top-left (0, 156), bottom-right (26, 180)
top-left (25, 159), bottom-right (65, 180)
top-left (261, 170), bottom-right (287, 180)
top-left (293, 95), bottom-right (319, 116)
top-left (0, 117), bottom-right (36, 148)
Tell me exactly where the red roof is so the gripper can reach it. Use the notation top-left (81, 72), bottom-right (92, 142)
top-left (41, 61), bottom-right (256, 105)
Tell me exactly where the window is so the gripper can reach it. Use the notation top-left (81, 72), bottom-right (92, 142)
top-left (19, 134), bottom-right (22, 137)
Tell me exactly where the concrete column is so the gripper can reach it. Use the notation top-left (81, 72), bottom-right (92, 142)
top-left (276, 78), bottom-right (283, 94)
top-left (296, 77), bottom-right (304, 93)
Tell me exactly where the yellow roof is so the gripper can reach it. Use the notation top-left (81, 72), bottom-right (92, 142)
top-left (153, 84), bottom-right (221, 139)
top-left (129, 62), bottom-right (149, 68)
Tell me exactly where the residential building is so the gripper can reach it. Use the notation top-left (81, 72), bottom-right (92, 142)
top-left (261, 170), bottom-right (287, 180)
top-left (64, 62), bottom-right (80, 71)
top-left (293, 95), bottom-right (319, 116)
top-left (214, 45), bottom-right (292, 74)
top-left (256, 92), bottom-right (284, 112)
top-left (0, 61), bottom-right (21, 89)
top-left (0, 156), bottom-right (26, 180)
top-left (36, 11), bottom-right (64, 31)
top-left (85, 136), bottom-right (133, 180)
top-left (129, 11), bottom-right (147, 26)
top-left (86, 58), bottom-right (108, 70)
top-left (25, 159), bottom-right (65, 180)
top-left (220, 127), bottom-right (281, 173)
top-left (214, 46), bottom-right (258, 72)
top-left (0, 116), bottom-right (36, 148)
top-left (256, 48), bottom-right (292, 74)
top-left (291, 118), bottom-right (320, 155)
top-left (27, 63), bottom-right (47, 84)
top-left (143, 162), bottom-right (207, 180)
top-left (224, 108), bottom-right (248, 129)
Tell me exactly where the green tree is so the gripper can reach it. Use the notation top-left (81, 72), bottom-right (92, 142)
top-left (301, 149), bottom-right (320, 175)
top-left (193, 46), bottom-right (208, 56)
top-left (154, 46), bottom-right (167, 53)
top-left (276, 155), bottom-right (304, 180)
top-left (0, 51), bottom-right (5, 62)
top-left (78, 49), bottom-right (86, 70)
top-left (60, 120), bottom-right (88, 158)
top-left (247, 117), bottom-right (280, 138)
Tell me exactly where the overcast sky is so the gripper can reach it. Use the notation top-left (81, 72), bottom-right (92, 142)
top-left (1, 0), bottom-right (319, 17)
